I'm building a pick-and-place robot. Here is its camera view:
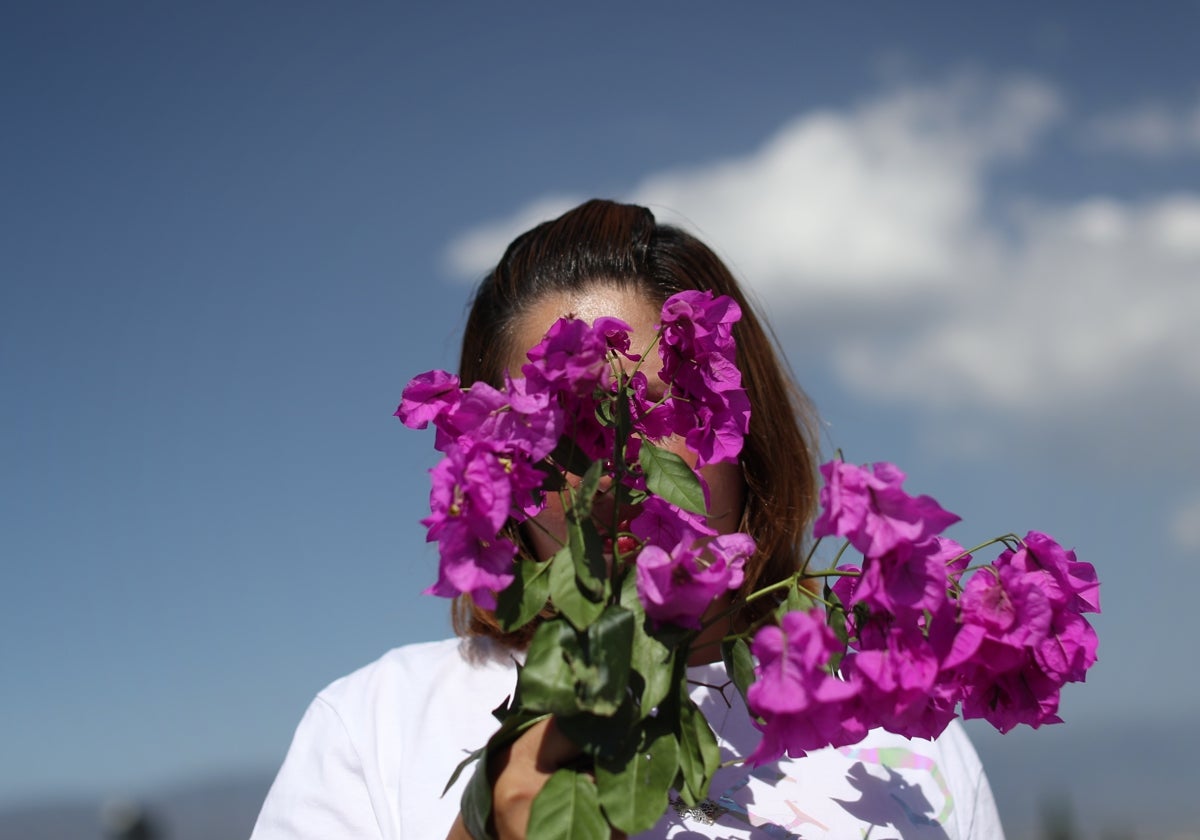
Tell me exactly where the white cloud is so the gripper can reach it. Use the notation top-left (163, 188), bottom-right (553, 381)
top-left (1086, 96), bottom-right (1200, 157)
top-left (835, 194), bottom-right (1200, 420)
top-left (636, 76), bottom-right (1058, 299)
top-left (448, 75), bottom-right (1061, 297)
top-left (443, 74), bottom-right (1200, 468)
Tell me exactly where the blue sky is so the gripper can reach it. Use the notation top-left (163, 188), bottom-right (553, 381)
top-left (3, 2), bottom-right (1199, 836)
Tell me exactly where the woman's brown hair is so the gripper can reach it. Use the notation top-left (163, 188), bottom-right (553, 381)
top-left (452, 199), bottom-right (820, 647)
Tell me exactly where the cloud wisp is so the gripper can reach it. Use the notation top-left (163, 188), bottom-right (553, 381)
top-left (444, 74), bottom-right (1200, 476)
top-left (1085, 94), bottom-right (1200, 157)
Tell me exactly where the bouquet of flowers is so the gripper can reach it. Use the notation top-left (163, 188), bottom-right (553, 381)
top-left (396, 291), bottom-right (1100, 839)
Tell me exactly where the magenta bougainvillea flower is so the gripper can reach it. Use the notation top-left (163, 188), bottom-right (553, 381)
top-left (850, 537), bottom-right (958, 619)
top-left (945, 563), bottom-right (1069, 732)
top-left (802, 471), bottom-right (1099, 746)
top-left (397, 294), bottom-right (755, 611)
top-left (745, 610), bottom-right (862, 765)
top-left (629, 496), bottom-right (714, 549)
top-left (657, 290), bottom-right (750, 466)
top-left (522, 316), bottom-right (619, 395)
top-left (420, 441), bottom-right (520, 609)
top-left (398, 287), bottom-right (1102, 781)
top-left (959, 660), bottom-right (1066, 734)
top-left (999, 531), bottom-right (1101, 615)
top-left (945, 531), bottom-right (1099, 731)
top-left (626, 371), bottom-right (676, 442)
top-left (395, 369), bottom-right (462, 430)
top-left (658, 291), bottom-right (739, 388)
top-left (813, 460), bottom-right (960, 558)
top-left (842, 625), bottom-right (943, 734)
top-left (635, 532), bottom-right (752, 629)
top-left (1035, 608), bottom-right (1099, 685)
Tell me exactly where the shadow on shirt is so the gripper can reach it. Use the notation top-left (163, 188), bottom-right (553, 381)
top-left (832, 762), bottom-right (951, 840)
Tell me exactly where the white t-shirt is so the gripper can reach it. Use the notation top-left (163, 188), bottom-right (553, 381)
top-left (251, 637), bottom-right (1005, 839)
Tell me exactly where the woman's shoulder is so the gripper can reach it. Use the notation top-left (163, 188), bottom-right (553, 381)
top-left (253, 638), bottom-right (520, 839)
top-left (314, 636), bottom-right (519, 726)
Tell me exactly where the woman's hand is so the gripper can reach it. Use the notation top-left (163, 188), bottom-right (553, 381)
top-left (445, 717), bottom-right (580, 840)
top-left (490, 718), bottom-right (581, 839)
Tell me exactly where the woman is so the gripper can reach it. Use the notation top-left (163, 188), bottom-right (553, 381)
top-left (251, 200), bottom-right (1005, 839)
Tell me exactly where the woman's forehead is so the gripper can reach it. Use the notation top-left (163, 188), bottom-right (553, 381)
top-left (507, 287), bottom-right (662, 369)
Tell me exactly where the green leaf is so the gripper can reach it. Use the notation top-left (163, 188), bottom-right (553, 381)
top-left (629, 624), bottom-right (675, 717)
top-left (459, 759), bottom-right (494, 840)
top-left (566, 515), bottom-right (607, 600)
top-left (517, 610), bottom-right (636, 719)
top-left (443, 743), bottom-right (486, 798)
top-left (561, 458), bottom-right (607, 599)
top-left (675, 694), bottom-right (720, 806)
top-left (548, 436), bottom-right (592, 482)
top-left (617, 562), bottom-right (641, 610)
top-left (773, 582), bottom-right (817, 626)
top-left (596, 720), bottom-right (679, 834)
top-left (818, 579), bottom-right (848, 646)
top-left (549, 546), bottom-right (604, 630)
top-left (638, 442), bottom-right (707, 515)
top-left (555, 702), bottom-right (637, 762)
top-left (784, 581), bottom-right (815, 613)
top-left (720, 637), bottom-right (756, 709)
top-left (619, 573), bottom-right (679, 717)
top-left (495, 556), bottom-right (552, 632)
top-left (517, 618), bottom-right (583, 715)
top-left (572, 458), bottom-right (604, 520)
top-left (615, 383), bottom-right (633, 439)
top-left (611, 383), bottom-right (633, 472)
top-left (526, 769), bottom-right (608, 840)
top-left (595, 395), bottom-right (616, 426)
top-left (829, 604), bottom-right (849, 647)
top-left (576, 606), bottom-right (635, 716)
top-left (532, 458), bottom-right (567, 493)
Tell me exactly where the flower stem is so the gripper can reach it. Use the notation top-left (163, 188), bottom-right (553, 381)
top-left (949, 534), bottom-right (1022, 564)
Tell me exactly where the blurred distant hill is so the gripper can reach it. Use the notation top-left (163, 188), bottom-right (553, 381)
top-left (0, 771), bottom-right (270, 840)
top-left (4, 715), bottom-right (1198, 840)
